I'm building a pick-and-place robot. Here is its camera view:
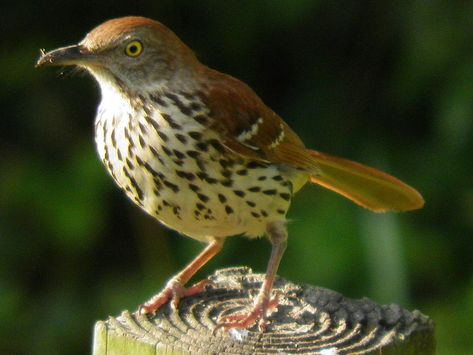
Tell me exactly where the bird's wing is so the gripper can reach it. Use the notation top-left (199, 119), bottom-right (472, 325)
top-left (198, 71), bottom-right (317, 171)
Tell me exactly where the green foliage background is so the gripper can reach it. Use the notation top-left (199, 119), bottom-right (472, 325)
top-left (1, 1), bottom-right (472, 354)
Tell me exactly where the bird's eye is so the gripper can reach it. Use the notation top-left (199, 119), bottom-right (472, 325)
top-left (125, 40), bottom-right (143, 57)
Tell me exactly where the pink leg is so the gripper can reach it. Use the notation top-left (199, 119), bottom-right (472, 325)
top-left (216, 221), bottom-right (288, 332)
top-left (140, 238), bottom-right (224, 315)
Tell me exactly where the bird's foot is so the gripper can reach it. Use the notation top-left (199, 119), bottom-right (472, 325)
top-left (139, 278), bottom-right (211, 315)
top-left (214, 293), bottom-right (280, 333)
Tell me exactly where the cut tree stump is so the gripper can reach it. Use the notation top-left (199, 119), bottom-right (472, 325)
top-left (93, 267), bottom-right (435, 354)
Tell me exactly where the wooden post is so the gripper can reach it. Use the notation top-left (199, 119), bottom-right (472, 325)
top-left (93, 267), bottom-right (435, 354)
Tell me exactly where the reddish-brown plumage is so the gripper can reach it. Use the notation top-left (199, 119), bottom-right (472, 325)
top-left (82, 17), bottom-right (178, 51)
top-left (37, 16), bottom-right (424, 333)
top-left (195, 68), bottom-right (316, 170)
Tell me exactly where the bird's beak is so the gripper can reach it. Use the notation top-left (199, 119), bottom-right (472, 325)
top-left (36, 44), bottom-right (95, 68)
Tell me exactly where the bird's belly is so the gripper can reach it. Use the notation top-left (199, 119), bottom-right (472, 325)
top-left (150, 169), bottom-right (293, 240)
top-left (130, 149), bottom-right (295, 241)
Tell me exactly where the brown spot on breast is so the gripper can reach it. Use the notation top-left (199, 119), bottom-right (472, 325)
top-left (175, 133), bottom-right (187, 144)
top-left (150, 93), bottom-right (168, 107)
top-left (157, 131), bottom-right (168, 142)
top-left (197, 193), bottom-right (209, 202)
top-left (233, 190), bottom-right (245, 197)
top-left (173, 149), bottom-right (186, 160)
top-left (188, 131), bottom-right (202, 140)
top-left (163, 180), bottom-right (179, 193)
top-left (279, 193), bottom-right (291, 201)
top-left (162, 113), bottom-right (182, 129)
top-left (194, 114), bottom-right (208, 125)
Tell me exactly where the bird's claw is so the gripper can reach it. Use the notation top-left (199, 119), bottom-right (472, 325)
top-left (139, 278), bottom-right (212, 315)
top-left (214, 293), bottom-right (280, 333)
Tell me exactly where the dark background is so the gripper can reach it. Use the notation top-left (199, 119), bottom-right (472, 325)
top-left (1, 1), bottom-right (472, 354)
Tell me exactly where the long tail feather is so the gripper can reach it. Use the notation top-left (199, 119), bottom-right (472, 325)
top-left (308, 150), bottom-right (424, 212)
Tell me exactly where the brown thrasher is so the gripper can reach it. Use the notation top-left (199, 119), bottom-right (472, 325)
top-left (36, 16), bottom-right (424, 332)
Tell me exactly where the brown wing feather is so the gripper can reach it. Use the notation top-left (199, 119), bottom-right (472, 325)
top-left (198, 68), bottom-right (317, 170)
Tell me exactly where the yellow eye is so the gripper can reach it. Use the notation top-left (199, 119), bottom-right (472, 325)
top-left (125, 40), bottom-right (143, 57)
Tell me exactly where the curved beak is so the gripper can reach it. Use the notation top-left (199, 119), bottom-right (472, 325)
top-left (36, 44), bottom-right (95, 68)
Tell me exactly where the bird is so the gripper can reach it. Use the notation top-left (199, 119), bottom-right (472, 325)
top-left (36, 16), bottom-right (424, 332)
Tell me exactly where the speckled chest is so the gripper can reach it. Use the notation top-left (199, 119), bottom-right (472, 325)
top-left (94, 90), bottom-right (296, 240)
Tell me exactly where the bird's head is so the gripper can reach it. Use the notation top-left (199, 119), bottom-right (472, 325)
top-left (37, 16), bottom-right (199, 93)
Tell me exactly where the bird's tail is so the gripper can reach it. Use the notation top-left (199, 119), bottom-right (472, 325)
top-left (308, 150), bottom-right (424, 212)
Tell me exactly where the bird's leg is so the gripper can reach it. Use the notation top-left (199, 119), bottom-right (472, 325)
top-left (216, 221), bottom-right (288, 332)
top-left (140, 238), bottom-right (224, 315)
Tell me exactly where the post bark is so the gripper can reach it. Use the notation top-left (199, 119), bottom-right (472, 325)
top-left (93, 267), bottom-right (435, 354)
